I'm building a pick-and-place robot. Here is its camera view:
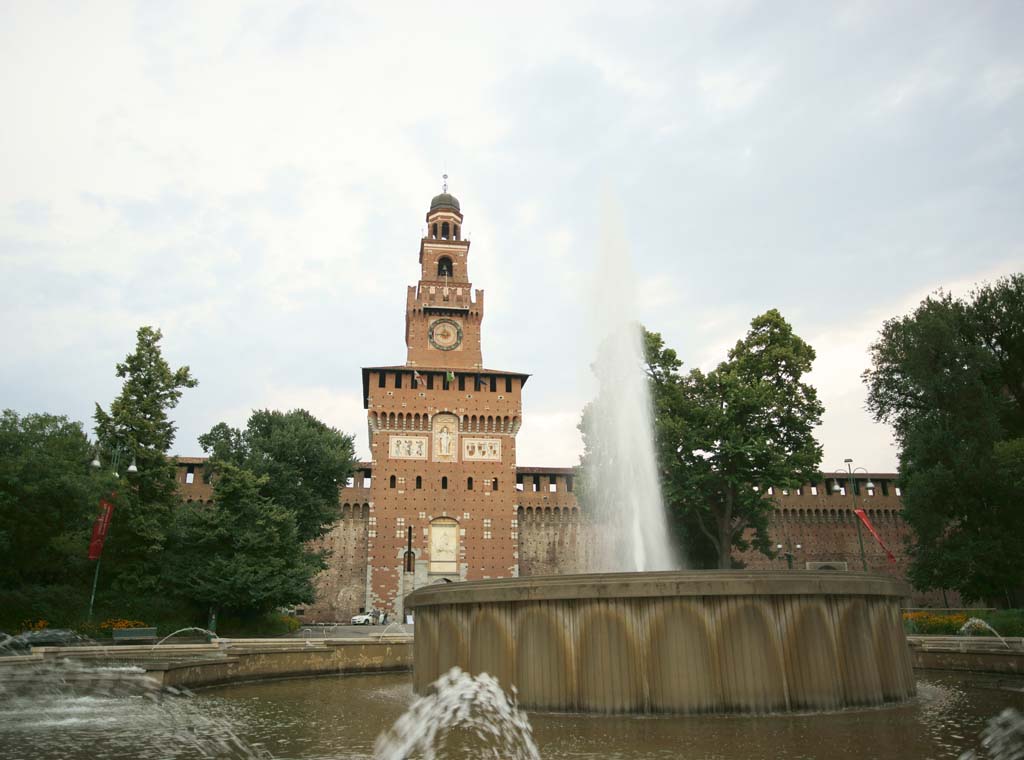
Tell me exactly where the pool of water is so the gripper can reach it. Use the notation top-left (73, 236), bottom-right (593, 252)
top-left (0, 670), bottom-right (1022, 759)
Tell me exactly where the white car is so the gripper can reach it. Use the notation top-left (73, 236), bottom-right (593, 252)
top-left (350, 612), bottom-right (375, 625)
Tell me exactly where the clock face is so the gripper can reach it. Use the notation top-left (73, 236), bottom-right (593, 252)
top-left (429, 318), bottom-right (463, 351)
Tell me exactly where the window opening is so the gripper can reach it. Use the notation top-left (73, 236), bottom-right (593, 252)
top-left (467, 477), bottom-right (474, 490)
top-left (378, 372), bottom-right (386, 388)
top-left (416, 475), bottom-right (422, 489)
top-left (389, 475), bottom-right (396, 489)
top-left (441, 476), bottom-right (448, 490)
top-left (437, 256), bottom-right (453, 277)
top-left (185, 464), bottom-right (195, 484)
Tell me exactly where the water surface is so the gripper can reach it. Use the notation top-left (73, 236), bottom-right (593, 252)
top-left (1, 671), bottom-right (1021, 759)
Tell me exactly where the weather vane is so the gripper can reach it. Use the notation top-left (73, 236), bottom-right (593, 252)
top-left (442, 173), bottom-right (448, 193)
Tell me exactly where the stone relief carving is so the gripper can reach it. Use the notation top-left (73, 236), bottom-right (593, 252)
top-left (389, 435), bottom-right (428, 460)
top-left (463, 437), bottom-right (501, 461)
top-left (431, 413), bottom-right (459, 463)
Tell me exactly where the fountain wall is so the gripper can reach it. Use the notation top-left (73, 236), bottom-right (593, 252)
top-left (406, 571), bottom-right (916, 714)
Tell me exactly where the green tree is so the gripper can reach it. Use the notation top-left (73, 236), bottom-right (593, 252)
top-left (199, 409), bottom-right (356, 543)
top-left (93, 326), bottom-right (197, 593)
top-left (0, 411), bottom-right (107, 589)
top-left (646, 311), bottom-right (824, 568)
top-left (168, 463), bottom-right (321, 622)
top-left (864, 275), bottom-right (1024, 603)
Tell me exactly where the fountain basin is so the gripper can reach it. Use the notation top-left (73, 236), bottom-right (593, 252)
top-left (405, 570), bottom-right (916, 714)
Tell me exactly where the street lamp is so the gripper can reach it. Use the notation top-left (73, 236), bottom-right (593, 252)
top-left (775, 538), bottom-right (802, 570)
top-left (87, 442), bottom-right (137, 619)
top-left (91, 445), bottom-right (137, 478)
top-left (833, 458), bottom-right (873, 572)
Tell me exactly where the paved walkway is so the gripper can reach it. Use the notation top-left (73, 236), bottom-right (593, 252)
top-left (285, 624), bottom-right (412, 639)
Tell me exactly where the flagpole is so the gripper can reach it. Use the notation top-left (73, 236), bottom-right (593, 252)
top-left (87, 556), bottom-right (102, 621)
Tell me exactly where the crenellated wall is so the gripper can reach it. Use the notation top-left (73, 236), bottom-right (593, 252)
top-left (175, 459), bottom-right (949, 619)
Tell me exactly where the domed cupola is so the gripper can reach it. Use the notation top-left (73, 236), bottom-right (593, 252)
top-left (430, 192), bottom-right (460, 213)
top-left (426, 174), bottom-right (463, 241)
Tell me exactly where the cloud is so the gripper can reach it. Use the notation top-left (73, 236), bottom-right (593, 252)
top-left (1, 1), bottom-right (1022, 479)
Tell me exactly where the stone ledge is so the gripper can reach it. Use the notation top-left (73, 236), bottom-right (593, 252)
top-left (405, 570), bottom-right (911, 608)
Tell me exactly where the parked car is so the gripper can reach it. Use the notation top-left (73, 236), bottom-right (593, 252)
top-left (350, 612), bottom-right (375, 625)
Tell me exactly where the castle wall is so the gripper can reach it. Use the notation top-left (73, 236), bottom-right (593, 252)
top-left (176, 459), bottom-right (952, 616)
top-left (301, 495), bottom-right (370, 623)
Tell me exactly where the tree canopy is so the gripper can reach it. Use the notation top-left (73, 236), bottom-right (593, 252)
top-left (167, 464), bottom-right (322, 616)
top-left (864, 274), bottom-right (1024, 603)
top-left (644, 310), bottom-right (824, 568)
top-left (198, 409), bottom-right (356, 544)
top-left (93, 325), bottom-right (198, 594)
top-left (0, 411), bottom-right (107, 589)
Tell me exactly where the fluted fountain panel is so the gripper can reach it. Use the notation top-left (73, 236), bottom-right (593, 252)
top-left (405, 571), bottom-right (916, 714)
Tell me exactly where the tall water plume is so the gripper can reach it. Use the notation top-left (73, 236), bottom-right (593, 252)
top-left (578, 196), bottom-right (679, 572)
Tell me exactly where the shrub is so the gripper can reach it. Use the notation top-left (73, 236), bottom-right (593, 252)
top-left (902, 611), bottom-right (969, 635)
top-left (982, 610), bottom-right (1024, 637)
top-left (903, 609), bottom-right (1024, 637)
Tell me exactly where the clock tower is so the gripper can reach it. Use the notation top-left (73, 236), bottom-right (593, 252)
top-left (360, 182), bottom-right (528, 618)
top-left (405, 186), bottom-right (484, 369)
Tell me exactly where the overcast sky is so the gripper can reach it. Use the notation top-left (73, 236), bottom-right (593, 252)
top-left (2, 1), bottom-right (1022, 473)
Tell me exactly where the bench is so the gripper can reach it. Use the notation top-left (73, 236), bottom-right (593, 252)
top-left (111, 627), bottom-right (158, 645)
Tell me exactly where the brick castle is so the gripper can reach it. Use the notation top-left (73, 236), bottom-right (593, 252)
top-left (176, 188), bottom-right (933, 619)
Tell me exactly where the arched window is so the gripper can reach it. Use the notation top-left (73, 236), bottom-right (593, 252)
top-left (437, 256), bottom-right (453, 277)
top-left (467, 477), bottom-right (474, 490)
top-left (389, 475), bottom-right (396, 489)
top-left (441, 476), bottom-right (448, 490)
top-left (441, 221), bottom-right (450, 239)
top-left (493, 478), bottom-right (499, 490)
top-left (454, 224), bottom-right (460, 240)
top-left (416, 475), bottom-right (422, 489)
top-left (431, 223), bottom-right (438, 239)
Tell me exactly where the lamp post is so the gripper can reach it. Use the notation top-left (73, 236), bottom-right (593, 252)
top-left (775, 537), bottom-right (802, 570)
top-left (833, 458), bottom-right (872, 572)
top-left (87, 443), bottom-right (138, 620)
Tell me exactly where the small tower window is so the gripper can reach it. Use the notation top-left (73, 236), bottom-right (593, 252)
top-left (416, 475), bottom-right (422, 489)
top-left (441, 222), bottom-right (450, 239)
top-left (454, 224), bottom-right (460, 240)
top-left (438, 256), bottom-right (453, 277)
top-left (442, 476), bottom-right (448, 490)
top-left (389, 475), bottom-right (397, 489)
top-left (432, 223), bottom-right (438, 239)
top-left (467, 477), bottom-right (474, 490)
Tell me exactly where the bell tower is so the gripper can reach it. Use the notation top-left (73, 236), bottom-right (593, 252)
top-left (405, 177), bottom-right (484, 369)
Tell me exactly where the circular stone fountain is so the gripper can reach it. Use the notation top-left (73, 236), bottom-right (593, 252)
top-left (405, 570), bottom-right (916, 714)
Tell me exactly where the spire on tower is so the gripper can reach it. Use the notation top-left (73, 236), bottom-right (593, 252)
top-left (442, 173), bottom-right (448, 193)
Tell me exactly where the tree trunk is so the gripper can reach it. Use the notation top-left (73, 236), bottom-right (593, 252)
top-left (716, 488), bottom-right (734, 569)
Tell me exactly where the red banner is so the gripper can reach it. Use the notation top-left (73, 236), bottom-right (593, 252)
top-left (87, 498), bottom-right (116, 560)
top-left (854, 508), bottom-right (896, 563)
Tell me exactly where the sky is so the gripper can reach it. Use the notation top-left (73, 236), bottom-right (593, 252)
top-left (2, 1), bottom-right (1022, 473)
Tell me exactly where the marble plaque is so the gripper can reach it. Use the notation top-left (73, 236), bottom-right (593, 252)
top-left (389, 435), bottom-right (428, 460)
top-left (463, 437), bottom-right (501, 461)
top-left (432, 413), bottom-right (459, 462)
top-left (429, 518), bottom-right (458, 574)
